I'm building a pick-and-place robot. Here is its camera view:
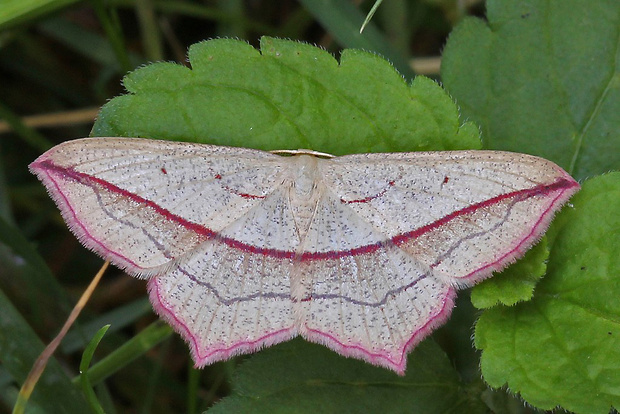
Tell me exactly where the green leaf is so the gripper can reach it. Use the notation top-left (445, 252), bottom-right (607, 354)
top-left (79, 325), bottom-right (110, 414)
top-left (0, 291), bottom-right (90, 414)
top-left (92, 36), bottom-right (480, 154)
top-left (79, 321), bottom-right (172, 387)
top-left (208, 339), bottom-right (486, 413)
top-left (0, 207), bottom-right (74, 336)
top-left (0, 217), bottom-right (91, 412)
top-left (0, 287), bottom-right (89, 413)
top-left (475, 173), bottom-right (620, 413)
top-left (441, 0), bottom-right (620, 180)
top-left (471, 238), bottom-right (548, 308)
top-left (0, 0), bottom-right (80, 31)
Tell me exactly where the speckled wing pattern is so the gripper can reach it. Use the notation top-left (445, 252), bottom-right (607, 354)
top-left (29, 137), bottom-right (580, 374)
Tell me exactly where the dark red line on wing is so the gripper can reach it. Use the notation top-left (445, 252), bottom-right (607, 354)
top-left (300, 177), bottom-right (577, 260)
top-left (40, 160), bottom-right (287, 257)
top-left (225, 188), bottom-right (266, 200)
top-left (41, 159), bottom-right (577, 262)
top-left (341, 180), bottom-right (395, 204)
top-left (40, 160), bottom-right (218, 237)
top-left (390, 178), bottom-right (573, 246)
top-left (213, 173), bottom-right (265, 199)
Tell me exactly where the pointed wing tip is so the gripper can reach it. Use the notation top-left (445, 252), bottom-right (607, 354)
top-left (30, 141), bottom-right (73, 172)
top-left (455, 174), bottom-right (580, 287)
top-left (29, 158), bottom-right (155, 277)
top-left (29, 154), bottom-right (54, 180)
top-left (551, 167), bottom-right (579, 201)
top-left (559, 174), bottom-right (580, 192)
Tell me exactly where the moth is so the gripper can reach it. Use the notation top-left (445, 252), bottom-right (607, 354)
top-left (30, 137), bottom-right (579, 374)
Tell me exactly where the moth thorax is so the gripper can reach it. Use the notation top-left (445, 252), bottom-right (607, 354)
top-left (292, 154), bottom-right (319, 199)
top-left (288, 155), bottom-right (322, 239)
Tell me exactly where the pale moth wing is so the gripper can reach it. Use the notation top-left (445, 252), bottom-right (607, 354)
top-left (29, 137), bottom-right (580, 374)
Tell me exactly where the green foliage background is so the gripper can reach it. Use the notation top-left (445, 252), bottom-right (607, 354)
top-left (0, 0), bottom-right (618, 413)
